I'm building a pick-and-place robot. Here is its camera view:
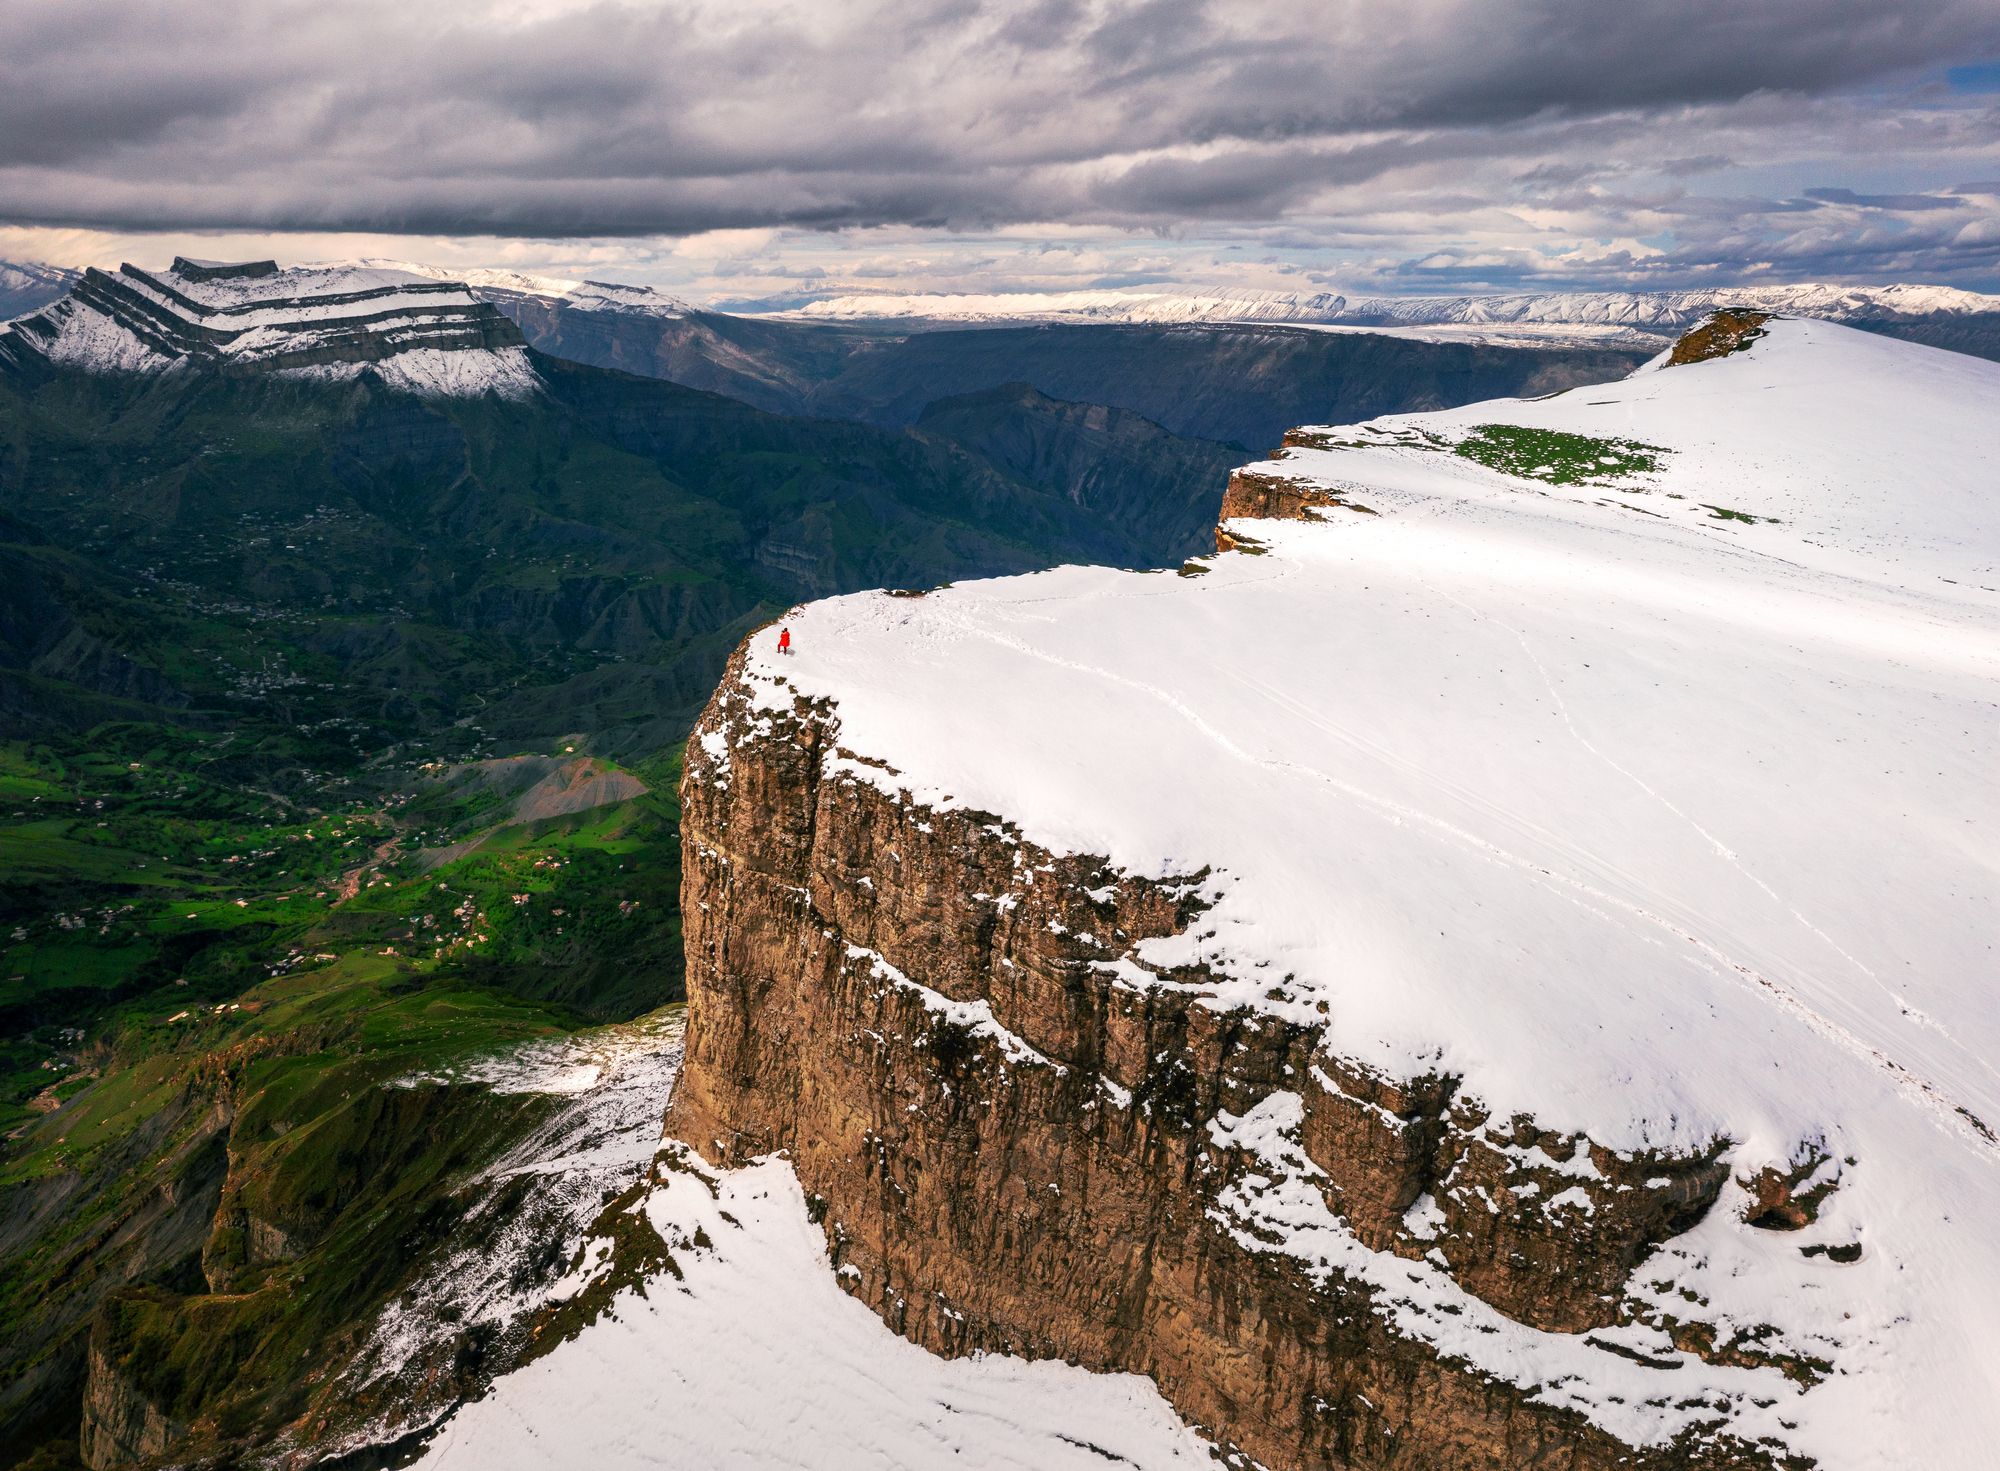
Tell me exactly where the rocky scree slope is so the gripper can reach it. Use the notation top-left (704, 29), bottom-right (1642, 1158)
top-left (668, 316), bottom-right (1999, 1470)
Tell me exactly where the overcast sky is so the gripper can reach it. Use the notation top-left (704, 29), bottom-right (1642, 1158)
top-left (3, 0), bottom-right (1998, 304)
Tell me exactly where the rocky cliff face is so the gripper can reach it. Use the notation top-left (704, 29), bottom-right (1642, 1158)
top-left (78, 1330), bottom-right (186, 1471)
top-left (666, 645), bottom-right (1793, 1470)
top-left (0, 1085), bottom-right (230, 1467)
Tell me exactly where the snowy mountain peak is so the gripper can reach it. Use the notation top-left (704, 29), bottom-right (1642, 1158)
top-left (562, 279), bottom-right (694, 317)
top-left (0, 258), bottom-right (540, 397)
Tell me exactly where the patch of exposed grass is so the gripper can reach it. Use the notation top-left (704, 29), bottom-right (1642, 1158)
top-left (1454, 423), bottom-right (1668, 487)
top-left (1701, 504), bottom-right (1781, 525)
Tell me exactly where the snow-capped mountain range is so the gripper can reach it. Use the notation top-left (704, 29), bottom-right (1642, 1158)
top-left (785, 281), bottom-right (2000, 345)
top-left (6, 255), bottom-right (1997, 360)
top-left (0, 257), bottom-right (539, 397)
top-left (396, 267), bottom-right (1997, 346)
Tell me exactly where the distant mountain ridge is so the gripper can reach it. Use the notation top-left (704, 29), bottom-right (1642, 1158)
top-left (0, 257), bottom-right (536, 396)
top-left (0, 260), bottom-right (78, 321)
top-left (371, 262), bottom-right (1657, 449)
top-left (8, 258), bottom-right (1996, 349)
top-left (371, 259), bottom-right (696, 319)
top-left (9, 258), bottom-right (1995, 435)
top-left (785, 280), bottom-right (2000, 344)
top-left (408, 261), bottom-right (2000, 400)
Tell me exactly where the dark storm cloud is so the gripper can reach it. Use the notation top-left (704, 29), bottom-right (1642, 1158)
top-left (2, 0), bottom-right (1998, 238)
top-left (2, 0), bottom-right (1998, 293)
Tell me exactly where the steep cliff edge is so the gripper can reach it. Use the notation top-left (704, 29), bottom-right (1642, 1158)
top-left (669, 663), bottom-right (1775, 1470)
top-left (668, 318), bottom-right (2000, 1470)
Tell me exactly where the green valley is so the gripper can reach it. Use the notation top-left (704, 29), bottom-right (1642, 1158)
top-left (0, 322), bottom-right (1161, 1463)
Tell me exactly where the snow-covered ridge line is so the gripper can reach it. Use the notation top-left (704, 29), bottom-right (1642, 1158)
top-left (777, 280), bottom-right (2000, 343)
top-left (369, 259), bottom-right (693, 319)
top-left (413, 1149), bottom-right (1215, 1470)
top-left (0, 257), bottom-right (538, 398)
top-left (331, 1010), bottom-right (1216, 1469)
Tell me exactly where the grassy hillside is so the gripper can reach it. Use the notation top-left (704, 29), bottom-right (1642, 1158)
top-left (0, 717), bottom-right (685, 1465)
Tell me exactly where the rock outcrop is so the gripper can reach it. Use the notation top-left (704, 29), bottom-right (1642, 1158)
top-left (1667, 310), bottom-right (1772, 366)
top-left (0, 1083), bottom-right (230, 1466)
top-left (666, 647), bottom-right (1789, 1470)
top-left (78, 1327), bottom-right (186, 1471)
top-left (1213, 462), bottom-right (1381, 548)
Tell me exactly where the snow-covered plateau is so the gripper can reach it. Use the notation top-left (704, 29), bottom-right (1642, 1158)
top-left (0, 257), bottom-right (538, 397)
top-left (702, 317), bottom-right (1998, 1468)
top-left (784, 281), bottom-right (2000, 347)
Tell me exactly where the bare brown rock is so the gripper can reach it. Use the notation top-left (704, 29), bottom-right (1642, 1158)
top-left (1216, 468), bottom-right (1377, 549)
top-left (1738, 1150), bottom-right (1838, 1232)
top-left (79, 1329), bottom-right (185, 1471)
top-left (1409, 1105), bottom-right (1728, 1334)
top-left (1668, 310), bottom-right (1772, 366)
top-left (667, 646), bottom-right (1796, 1471)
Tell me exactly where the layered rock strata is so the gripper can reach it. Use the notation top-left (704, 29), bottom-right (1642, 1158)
top-left (0, 258), bottom-right (529, 391)
top-left (667, 647), bottom-right (1789, 1471)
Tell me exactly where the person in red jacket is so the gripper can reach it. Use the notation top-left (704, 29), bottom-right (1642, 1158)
top-left (778, 626), bottom-right (792, 656)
